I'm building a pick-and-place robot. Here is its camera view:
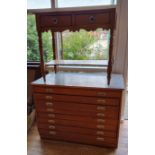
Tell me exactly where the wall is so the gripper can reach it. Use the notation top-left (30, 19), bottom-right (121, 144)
top-left (113, 0), bottom-right (128, 83)
top-left (113, 0), bottom-right (128, 119)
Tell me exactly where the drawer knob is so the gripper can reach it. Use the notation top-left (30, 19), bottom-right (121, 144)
top-left (96, 137), bottom-right (104, 141)
top-left (48, 114), bottom-right (55, 118)
top-left (97, 113), bottom-right (105, 117)
top-left (96, 131), bottom-right (104, 135)
top-left (97, 99), bottom-right (106, 103)
top-left (46, 102), bottom-right (53, 106)
top-left (97, 106), bottom-right (106, 110)
top-left (97, 119), bottom-right (105, 123)
top-left (89, 15), bottom-right (96, 23)
top-left (48, 119), bottom-right (55, 123)
top-left (97, 125), bottom-right (104, 129)
top-left (46, 89), bottom-right (53, 93)
top-left (49, 125), bottom-right (55, 129)
top-left (98, 92), bottom-right (106, 96)
top-left (49, 131), bottom-right (56, 135)
top-left (52, 18), bottom-right (58, 24)
top-left (45, 96), bottom-right (53, 100)
top-left (47, 108), bottom-right (54, 112)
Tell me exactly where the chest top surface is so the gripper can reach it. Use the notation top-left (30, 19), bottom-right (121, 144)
top-left (32, 72), bottom-right (124, 90)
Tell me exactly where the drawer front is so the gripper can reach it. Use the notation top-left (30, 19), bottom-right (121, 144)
top-left (33, 86), bottom-right (122, 98)
top-left (36, 107), bottom-right (118, 119)
top-left (36, 102), bottom-right (119, 120)
top-left (38, 124), bottom-right (117, 138)
top-left (36, 100), bottom-right (119, 113)
top-left (75, 13), bottom-right (110, 26)
top-left (37, 118), bottom-right (117, 131)
top-left (40, 15), bottom-right (72, 27)
top-left (39, 130), bottom-right (117, 146)
top-left (37, 113), bottom-right (118, 125)
top-left (34, 93), bottom-right (120, 106)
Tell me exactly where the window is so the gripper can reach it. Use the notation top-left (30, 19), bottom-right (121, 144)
top-left (27, 0), bottom-right (115, 65)
top-left (62, 29), bottom-right (110, 60)
top-left (27, 15), bottom-right (39, 61)
top-left (57, 0), bottom-right (117, 8)
top-left (27, 0), bottom-right (51, 9)
top-left (27, 15), bottom-right (53, 62)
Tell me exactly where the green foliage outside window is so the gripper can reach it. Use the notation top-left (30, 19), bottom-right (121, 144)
top-left (27, 15), bottom-right (53, 62)
top-left (63, 30), bottom-right (109, 60)
top-left (63, 30), bottom-right (97, 60)
top-left (27, 15), bottom-right (39, 61)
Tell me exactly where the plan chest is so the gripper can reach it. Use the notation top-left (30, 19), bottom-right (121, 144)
top-left (32, 72), bottom-right (124, 147)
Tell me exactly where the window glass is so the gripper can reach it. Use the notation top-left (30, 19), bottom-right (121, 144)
top-left (57, 0), bottom-right (117, 8)
top-left (27, 0), bottom-right (51, 9)
top-left (27, 15), bottom-right (39, 61)
top-left (62, 29), bottom-right (110, 60)
top-left (27, 15), bottom-right (53, 62)
top-left (42, 31), bottom-right (53, 62)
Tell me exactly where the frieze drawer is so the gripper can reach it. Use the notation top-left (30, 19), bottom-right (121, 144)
top-left (40, 15), bottom-right (72, 27)
top-left (75, 13), bottom-right (110, 26)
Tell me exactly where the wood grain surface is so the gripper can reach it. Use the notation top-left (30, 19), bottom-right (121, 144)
top-left (27, 121), bottom-right (128, 155)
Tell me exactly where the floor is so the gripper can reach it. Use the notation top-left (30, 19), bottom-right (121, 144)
top-left (27, 121), bottom-right (128, 155)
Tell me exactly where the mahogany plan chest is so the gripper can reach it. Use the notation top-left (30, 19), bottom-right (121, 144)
top-left (32, 72), bottom-right (124, 147)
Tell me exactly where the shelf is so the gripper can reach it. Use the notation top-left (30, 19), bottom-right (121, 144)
top-left (46, 60), bottom-right (108, 67)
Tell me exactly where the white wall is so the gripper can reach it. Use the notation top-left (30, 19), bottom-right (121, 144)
top-left (113, 0), bottom-right (128, 84)
top-left (113, 0), bottom-right (128, 119)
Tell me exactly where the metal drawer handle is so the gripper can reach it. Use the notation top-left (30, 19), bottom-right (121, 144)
top-left (96, 131), bottom-right (104, 135)
top-left (48, 119), bottom-right (55, 123)
top-left (96, 137), bottom-right (104, 141)
top-left (49, 125), bottom-right (55, 129)
top-left (97, 106), bottom-right (106, 110)
top-left (46, 88), bottom-right (53, 93)
top-left (45, 96), bottom-right (53, 100)
top-left (46, 102), bottom-right (53, 106)
top-left (52, 18), bottom-right (58, 24)
top-left (97, 99), bottom-right (106, 103)
top-left (97, 113), bottom-right (105, 117)
top-left (89, 15), bottom-right (96, 23)
top-left (49, 131), bottom-right (56, 135)
top-left (98, 92), bottom-right (106, 96)
top-left (97, 119), bottom-right (105, 123)
top-left (97, 125), bottom-right (104, 129)
top-left (48, 114), bottom-right (55, 118)
top-left (47, 108), bottom-right (54, 112)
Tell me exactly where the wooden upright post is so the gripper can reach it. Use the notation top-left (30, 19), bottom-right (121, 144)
top-left (107, 29), bottom-right (114, 85)
top-left (51, 31), bottom-right (57, 73)
top-left (38, 31), bottom-right (46, 82)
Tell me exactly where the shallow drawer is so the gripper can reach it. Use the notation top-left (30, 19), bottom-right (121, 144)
top-left (36, 106), bottom-right (119, 119)
top-left (35, 100), bottom-right (119, 112)
top-left (33, 86), bottom-right (122, 98)
top-left (40, 15), bottom-right (72, 27)
top-left (37, 118), bottom-right (117, 131)
top-left (38, 124), bottom-right (117, 138)
top-left (34, 93), bottom-right (120, 106)
top-left (75, 13), bottom-right (110, 26)
top-left (39, 130), bottom-right (117, 146)
top-left (37, 113), bottom-right (118, 125)
top-left (36, 102), bottom-right (119, 119)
